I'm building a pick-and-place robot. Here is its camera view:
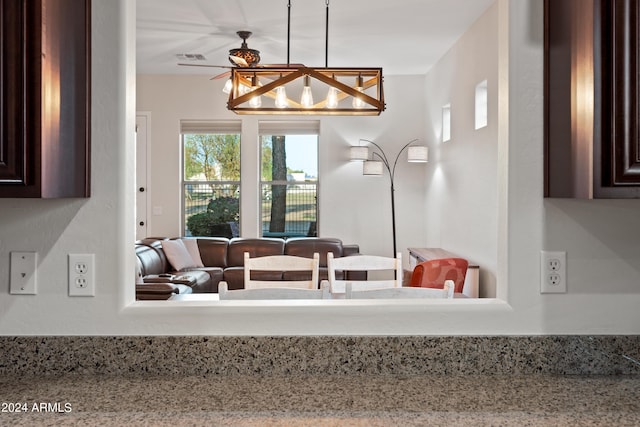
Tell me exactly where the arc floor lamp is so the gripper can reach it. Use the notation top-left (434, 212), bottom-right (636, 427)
top-left (350, 139), bottom-right (428, 257)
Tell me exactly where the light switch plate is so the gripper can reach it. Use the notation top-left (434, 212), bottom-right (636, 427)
top-left (10, 252), bottom-right (37, 295)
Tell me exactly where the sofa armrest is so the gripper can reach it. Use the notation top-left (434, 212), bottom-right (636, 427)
top-left (342, 244), bottom-right (360, 257)
top-left (136, 282), bottom-right (179, 300)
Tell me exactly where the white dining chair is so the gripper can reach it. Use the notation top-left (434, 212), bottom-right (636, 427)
top-left (218, 281), bottom-right (330, 300)
top-left (345, 279), bottom-right (455, 299)
top-left (325, 252), bottom-right (402, 293)
top-left (244, 252), bottom-right (320, 290)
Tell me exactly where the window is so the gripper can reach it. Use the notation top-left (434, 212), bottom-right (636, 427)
top-left (475, 80), bottom-right (488, 129)
top-left (259, 122), bottom-right (319, 238)
top-left (442, 103), bottom-right (451, 142)
top-left (181, 121), bottom-right (241, 237)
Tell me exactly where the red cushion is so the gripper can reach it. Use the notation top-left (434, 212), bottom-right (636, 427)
top-left (409, 258), bottom-right (468, 293)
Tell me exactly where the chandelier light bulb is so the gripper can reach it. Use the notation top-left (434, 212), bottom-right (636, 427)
top-left (249, 75), bottom-right (261, 108)
top-left (222, 78), bottom-right (233, 94)
top-left (301, 75), bottom-right (314, 108)
top-left (352, 75), bottom-right (365, 109)
top-left (275, 86), bottom-right (289, 108)
top-left (326, 86), bottom-right (339, 109)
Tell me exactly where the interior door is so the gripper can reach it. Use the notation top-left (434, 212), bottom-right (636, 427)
top-left (135, 114), bottom-right (150, 240)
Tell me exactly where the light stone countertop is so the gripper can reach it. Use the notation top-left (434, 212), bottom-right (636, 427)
top-left (1, 374), bottom-right (640, 426)
top-left (1, 335), bottom-right (640, 425)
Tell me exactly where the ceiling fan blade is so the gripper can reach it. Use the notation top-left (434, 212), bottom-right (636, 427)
top-left (177, 63), bottom-right (233, 69)
top-left (258, 63), bottom-right (306, 68)
top-left (210, 71), bottom-right (232, 80)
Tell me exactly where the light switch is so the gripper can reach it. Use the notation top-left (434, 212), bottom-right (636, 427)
top-left (10, 252), bottom-right (37, 295)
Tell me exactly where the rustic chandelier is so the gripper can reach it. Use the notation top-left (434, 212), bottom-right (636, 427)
top-left (227, 0), bottom-right (385, 115)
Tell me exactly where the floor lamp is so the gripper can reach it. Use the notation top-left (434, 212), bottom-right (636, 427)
top-left (350, 139), bottom-right (428, 257)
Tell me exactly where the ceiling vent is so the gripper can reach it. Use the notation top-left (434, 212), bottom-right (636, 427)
top-left (176, 53), bottom-right (207, 61)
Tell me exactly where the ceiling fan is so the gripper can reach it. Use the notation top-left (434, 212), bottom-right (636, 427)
top-left (178, 30), bottom-right (301, 80)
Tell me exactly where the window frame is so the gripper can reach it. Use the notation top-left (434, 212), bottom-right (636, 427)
top-left (180, 121), bottom-right (242, 238)
top-left (258, 121), bottom-right (320, 239)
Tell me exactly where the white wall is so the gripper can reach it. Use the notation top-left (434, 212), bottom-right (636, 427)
top-left (0, 0), bottom-right (639, 336)
top-left (423, 2), bottom-right (501, 297)
top-left (136, 74), bottom-right (429, 258)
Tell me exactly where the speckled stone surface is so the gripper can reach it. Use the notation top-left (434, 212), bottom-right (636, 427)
top-left (1, 336), bottom-right (639, 377)
top-left (1, 375), bottom-right (639, 426)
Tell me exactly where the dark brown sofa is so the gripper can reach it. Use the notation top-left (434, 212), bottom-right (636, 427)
top-left (135, 237), bottom-right (362, 300)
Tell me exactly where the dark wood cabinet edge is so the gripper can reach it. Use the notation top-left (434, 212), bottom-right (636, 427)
top-left (0, 0), bottom-right (91, 198)
top-left (545, 0), bottom-right (640, 199)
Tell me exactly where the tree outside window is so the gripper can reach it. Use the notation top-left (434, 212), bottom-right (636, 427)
top-left (183, 133), bottom-right (240, 237)
top-left (260, 134), bottom-right (318, 238)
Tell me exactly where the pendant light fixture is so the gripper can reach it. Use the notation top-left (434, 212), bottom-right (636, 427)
top-left (226, 0), bottom-right (385, 115)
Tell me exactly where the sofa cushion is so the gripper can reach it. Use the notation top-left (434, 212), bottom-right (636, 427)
top-left (163, 239), bottom-right (202, 271)
top-left (135, 244), bottom-right (165, 276)
top-left (196, 237), bottom-right (229, 268)
top-left (139, 239), bottom-right (170, 272)
top-left (182, 238), bottom-right (205, 268)
top-left (284, 237), bottom-right (343, 267)
top-left (227, 238), bottom-right (285, 267)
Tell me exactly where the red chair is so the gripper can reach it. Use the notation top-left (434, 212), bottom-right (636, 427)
top-left (409, 258), bottom-right (468, 294)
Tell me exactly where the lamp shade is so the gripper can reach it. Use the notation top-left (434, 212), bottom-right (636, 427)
top-left (350, 146), bottom-right (369, 161)
top-left (407, 146), bottom-right (428, 162)
top-left (363, 160), bottom-right (384, 175)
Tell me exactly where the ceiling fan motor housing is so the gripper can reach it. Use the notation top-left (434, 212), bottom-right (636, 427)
top-left (228, 31), bottom-right (261, 67)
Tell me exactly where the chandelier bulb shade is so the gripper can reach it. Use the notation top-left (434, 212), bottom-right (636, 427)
top-left (349, 146), bottom-right (369, 161)
top-left (407, 146), bottom-right (429, 162)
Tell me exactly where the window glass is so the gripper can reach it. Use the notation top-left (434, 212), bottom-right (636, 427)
top-left (260, 134), bottom-right (318, 238)
top-left (182, 133), bottom-right (240, 238)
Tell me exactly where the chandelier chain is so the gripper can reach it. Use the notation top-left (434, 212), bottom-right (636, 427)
top-left (325, 0), bottom-right (330, 67)
top-left (287, 0), bottom-right (291, 66)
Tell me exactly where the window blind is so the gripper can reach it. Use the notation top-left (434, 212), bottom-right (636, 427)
top-left (180, 120), bottom-right (242, 134)
top-left (258, 121), bottom-right (320, 135)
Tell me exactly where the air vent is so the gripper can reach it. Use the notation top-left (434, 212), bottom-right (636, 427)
top-left (176, 53), bottom-right (207, 61)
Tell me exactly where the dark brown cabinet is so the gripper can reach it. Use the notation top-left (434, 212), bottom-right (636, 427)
top-left (545, 0), bottom-right (640, 198)
top-left (0, 0), bottom-right (90, 198)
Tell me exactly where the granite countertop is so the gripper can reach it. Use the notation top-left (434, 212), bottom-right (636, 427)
top-left (2, 336), bottom-right (640, 425)
top-left (2, 374), bottom-right (640, 426)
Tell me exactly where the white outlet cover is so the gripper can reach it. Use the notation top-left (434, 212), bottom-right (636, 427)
top-left (68, 253), bottom-right (95, 297)
top-left (540, 250), bottom-right (567, 294)
top-left (10, 252), bottom-right (37, 295)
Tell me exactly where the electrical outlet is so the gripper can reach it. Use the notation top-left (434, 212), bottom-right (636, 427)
top-left (541, 251), bottom-right (567, 293)
top-left (10, 252), bottom-right (37, 295)
top-left (68, 254), bottom-right (95, 297)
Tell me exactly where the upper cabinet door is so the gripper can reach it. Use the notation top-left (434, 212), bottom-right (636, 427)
top-left (0, 0), bottom-right (41, 187)
top-left (545, 0), bottom-right (640, 198)
top-left (595, 0), bottom-right (640, 193)
top-left (0, 0), bottom-right (90, 198)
